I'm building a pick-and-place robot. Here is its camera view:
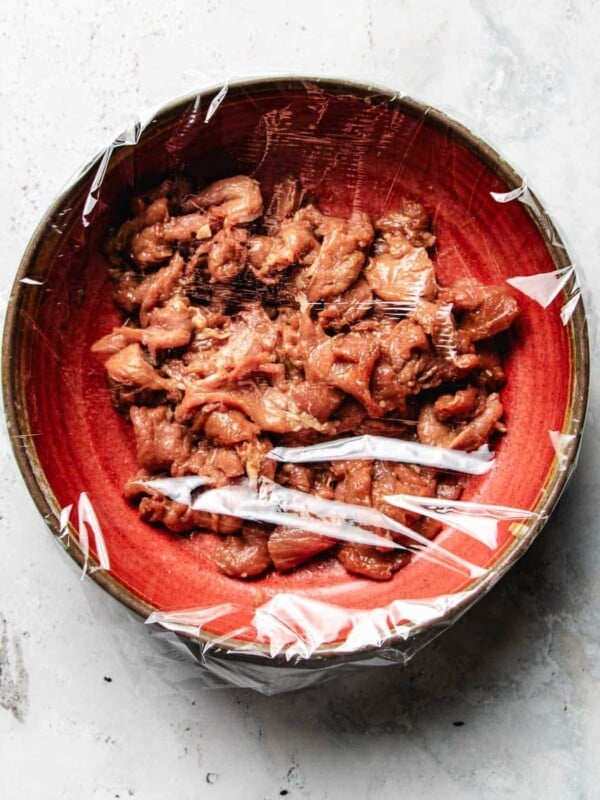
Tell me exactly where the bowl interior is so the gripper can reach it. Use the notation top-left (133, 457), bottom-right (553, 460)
top-left (5, 79), bottom-right (587, 649)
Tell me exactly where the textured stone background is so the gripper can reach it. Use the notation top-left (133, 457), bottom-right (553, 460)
top-left (1, 1), bottom-right (599, 797)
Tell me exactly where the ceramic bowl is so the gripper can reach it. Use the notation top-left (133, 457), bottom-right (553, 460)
top-left (3, 78), bottom-right (589, 669)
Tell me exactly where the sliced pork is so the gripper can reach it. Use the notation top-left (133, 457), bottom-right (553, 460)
top-left (94, 175), bottom-right (518, 580)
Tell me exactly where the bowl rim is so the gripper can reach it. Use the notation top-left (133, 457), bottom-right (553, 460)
top-left (2, 75), bottom-right (590, 666)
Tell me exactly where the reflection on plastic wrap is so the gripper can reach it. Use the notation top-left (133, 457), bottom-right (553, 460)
top-left (82, 121), bottom-right (145, 228)
top-left (149, 474), bottom-right (486, 578)
top-left (58, 503), bottom-right (73, 541)
top-left (507, 266), bottom-right (582, 326)
top-left (141, 466), bottom-right (539, 665)
top-left (141, 469), bottom-right (543, 665)
top-left (146, 591), bottom-right (475, 661)
top-left (141, 475), bottom-right (211, 505)
top-left (491, 179), bottom-right (565, 249)
top-left (19, 277), bottom-right (45, 286)
top-left (204, 83), bottom-right (228, 123)
top-left (489, 181), bottom-right (530, 205)
top-left (60, 493), bottom-right (111, 576)
top-left (383, 495), bottom-right (542, 550)
top-left (136, 423), bottom-right (549, 675)
top-left (268, 434), bottom-right (494, 474)
top-left (549, 430), bottom-right (578, 473)
top-left (491, 181), bottom-right (582, 325)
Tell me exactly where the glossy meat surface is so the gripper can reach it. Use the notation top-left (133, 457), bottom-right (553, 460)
top-left (95, 175), bottom-right (518, 580)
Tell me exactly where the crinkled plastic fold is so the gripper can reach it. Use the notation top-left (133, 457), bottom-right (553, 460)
top-left (5, 77), bottom-right (590, 694)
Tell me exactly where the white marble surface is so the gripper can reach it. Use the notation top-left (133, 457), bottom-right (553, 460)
top-left (1, 1), bottom-right (599, 797)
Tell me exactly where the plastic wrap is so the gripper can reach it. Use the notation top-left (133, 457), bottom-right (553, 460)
top-left (3, 77), bottom-right (590, 693)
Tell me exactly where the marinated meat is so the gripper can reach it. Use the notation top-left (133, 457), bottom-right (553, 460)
top-left (181, 303), bottom-right (277, 388)
top-left (438, 278), bottom-right (486, 311)
top-left (354, 417), bottom-right (412, 438)
top-left (375, 201), bottom-right (436, 249)
top-left (328, 397), bottom-right (367, 434)
top-left (371, 461), bottom-right (437, 528)
top-left (139, 495), bottom-right (241, 535)
top-left (264, 174), bottom-right (303, 230)
top-left (417, 392), bottom-right (504, 452)
top-left (370, 357), bottom-right (410, 417)
top-left (305, 331), bottom-right (381, 416)
top-left (94, 174), bottom-right (519, 581)
top-left (177, 384), bottom-right (329, 434)
top-left (138, 252), bottom-right (186, 324)
top-left (276, 308), bottom-right (326, 369)
top-left (474, 341), bottom-right (506, 390)
top-left (182, 175), bottom-right (263, 227)
top-left (305, 211), bottom-right (374, 301)
top-left (112, 271), bottom-right (143, 313)
top-left (417, 403), bottom-right (456, 449)
top-left (278, 464), bottom-right (314, 493)
top-left (173, 442), bottom-right (246, 485)
top-left (104, 343), bottom-right (172, 394)
top-left (130, 405), bottom-right (191, 473)
top-left (318, 277), bottom-right (373, 331)
top-left (450, 392), bottom-right (505, 450)
top-left (249, 219), bottom-right (318, 284)
top-left (202, 227), bottom-right (249, 283)
top-left (289, 382), bottom-right (344, 423)
top-left (333, 460), bottom-right (373, 507)
top-left (365, 249), bottom-right (437, 303)
top-left (204, 408), bottom-right (260, 446)
top-left (213, 524), bottom-right (273, 578)
top-left (235, 436), bottom-right (277, 482)
top-left (387, 319), bottom-right (429, 365)
top-left (268, 526), bottom-right (337, 572)
top-left (129, 212), bottom-right (212, 265)
top-left (434, 386), bottom-right (480, 422)
top-left (337, 543), bottom-right (410, 581)
top-left (459, 285), bottom-right (520, 341)
top-left (92, 297), bottom-right (195, 358)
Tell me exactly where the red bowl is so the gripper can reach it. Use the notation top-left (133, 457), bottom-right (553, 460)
top-left (3, 78), bottom-right (589, 667)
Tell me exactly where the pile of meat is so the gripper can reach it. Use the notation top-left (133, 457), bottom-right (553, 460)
top-left (93, 174), bottom-right (519, 581)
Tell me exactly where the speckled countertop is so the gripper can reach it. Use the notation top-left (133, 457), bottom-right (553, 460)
top-left (1, 1), bottom-right (599, 798)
